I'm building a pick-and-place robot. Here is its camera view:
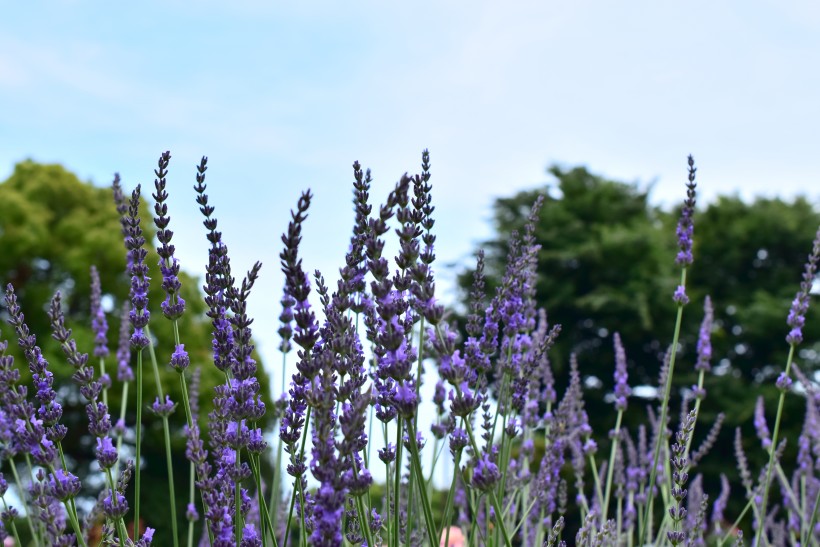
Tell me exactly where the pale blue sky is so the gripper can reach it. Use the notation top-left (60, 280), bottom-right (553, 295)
top-left (2, 0), bottom-right (820, 380)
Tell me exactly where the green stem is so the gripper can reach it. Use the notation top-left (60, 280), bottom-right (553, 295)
top-left (804, 469), bottom-right (820, 546)
top-left (100, 356), bottom-right (109, 409)
top-left (438, 447), bottom-right (463, 546)
top-left (405, 450), bottom-right (416, 547)
top-left (496, 423), bottom-right (514, 545)
top-left (271, 351), bottom-right (288, 537)
top-left (253, 456), bottom-right (268, 547)
top-left (463, 415), bottom-right (513, 547)
top-left (0, 497), bottom-right (22, 547)
top-left (718, 497), bottom-right (755, 547)
top-left (639, 268), bottom-right (687, 545)
top-left (352, 457), bottom-right (375, 547)
top-left (146, 328), bottom-right (179, 547)
top-left (283, 406), bottom-right (311, 547)
top-left (115, 380), bottom-right (130, 477)
top-left (9, 458), bottom-right (37, 543)
top-left (602, 410), bottom-right (624, 523)
top-left (489, 369), bottom-right (511, 447)
top-left (162, 415), bottom-right (180, 547)
top-left (755, 343), bottom-right (796, 547)
top-left (187, 460), bottom-right (196, 547)
top-left (587, 451), bottom-right (605, 516)
top-left (426, 439), bottom-right (447, 493)
top-left (511, 497), bottom-right (538, 537)
top-left (65, 498), bottom-right (88, 547)
top-left (105, 468), bottom-right (129, 545)
top-left (406, 420), bottom-right (439, 547)
top-left (22, 454), bottom-right (44, 544)
top-left (48, 462), bottom-right (87, 547)
top-left (235, 448), bottom-right (243, 546)
top-left (135, 348), bottom-right (143, 542)
top-left (393, 417), bottom-right (403, 547)
top-left (683, 368), bottom-right (706, 462)
top-left (382, 422), bottom-right (391, 547)
top-left (248, 454), bottom-right (277, 547)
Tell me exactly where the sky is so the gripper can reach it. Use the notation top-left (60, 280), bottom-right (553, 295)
top-left (2, 2), bottom-right (820, 467)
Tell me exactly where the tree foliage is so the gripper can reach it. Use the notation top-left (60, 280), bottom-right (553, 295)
top-left (458, 163), bottom-right (820, 515)
top-left (0, 160), bottom-right (272, 544)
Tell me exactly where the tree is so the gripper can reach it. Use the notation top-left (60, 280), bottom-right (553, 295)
top-left (0, 160), bottom-right (273, 545)
top-left (457, 163), bottom-right (820, 521)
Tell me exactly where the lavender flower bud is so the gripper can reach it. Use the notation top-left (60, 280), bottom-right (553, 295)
top-left (49, 469), bottom-right (81, 501)
top-left (712, 474), bottom-right (730, 526)
top-left (0, 507), bottom-right (17, 524)
top-left (775, 372), bottom-right (792, 391)
top-left (103, 490), bottom-right (129, 520)
top-left (378, 443), bottom-right (396, 464)
top-left (472, 454), bottom-right (501, 492)
top-left (612, 332), bottom-right (631, 411)
top-left (151, 395), bottom-right (176, 417)
top-left (786, 226), bottom-right (820, 345)
top-left (115, 303), bottom-right (133, 381)
top-left (90, 266), bottom-right (110, 358)
top-left (673, 285), bottom-right (689, 305)
top-left (392, 381), bottom-right (418, 419)
top-left (675, 155), bottom-right (697, 267)
top-left (96, 437), bottom-right (118, 469)
top-left (170, 343), bottom-right (190, 372)
top-left (754, 396), bottom-right (771, 449)
top-left (124, 185), bottom-right (151, 349)
top-left (695, 296), bottom-right (714, 372)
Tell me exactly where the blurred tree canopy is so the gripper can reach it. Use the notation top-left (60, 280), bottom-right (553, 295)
top-left (457, 163), bottom-right (820, 516)
top-left (0, 160), bottom-right (272, 545)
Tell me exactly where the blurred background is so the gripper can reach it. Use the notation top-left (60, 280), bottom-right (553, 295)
top-left (2, 1), bottom-right (820, 543)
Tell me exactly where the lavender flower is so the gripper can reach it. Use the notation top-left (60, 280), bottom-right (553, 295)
top-left (95, 436), bottom-right (118, 469)
top-left (281, 191), bottom-right (319, 354)
top-left (695, 296), bottom-right (714, 372)
top-left (152, 395), bottom-right (177, 417)
top-left (90, 266), bottom-right (110, 358)
top-left (5, 285), bottom-right (61, 465)
top-left (775, 372), bottom-right (792, 391)
top-left (116, 302), bottom-right (133, 382)
top-left (170, 343), bottom-right (190, 372)
top-left (152, 150), bottom-right (187, 320)
top-left (102, 490), bottom-right (128, 520)
top-left (667, 410), bottom-right (696, 545)
top-left (278, 293), bottom-right (296, 354)
top-left (124, 185), bottom-right (151, 349)
top-left (675, 155), bottom-right (697, 267)
top-left (612, 332), bottom-right (630, 411)
top-left (754, 396), bottom-right (771, 449)
top-left (472, 453), bottom-right (501, 492)
top-left (48, 469), bottom-right (81, 502)
top-left (712, 474), bottom-right (730, 530)
top-left (786, 226), bottom-right (820, 345)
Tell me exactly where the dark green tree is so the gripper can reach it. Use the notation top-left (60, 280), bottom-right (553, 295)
top-left (0, 160), bottom-right (273, 545)
top-left (457, 163), bottom-right (820, 525)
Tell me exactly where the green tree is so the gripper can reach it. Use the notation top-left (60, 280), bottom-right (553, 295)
top-left (0, 160), bottom-right (273, 545)
top-left (458, 163), bottom-right (820, 526)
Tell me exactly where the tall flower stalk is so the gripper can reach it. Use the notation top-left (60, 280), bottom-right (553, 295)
top-left (756, 226), bottom-right (820, 547)
top-left (639, 155), bottom-right (697, 546)
top-left (146, 150), bottom-right (180, 547)
top-left (4, 285), bottom-right (88, 546)
top-left (5, 148), bottom-right (820, 545)
top-left (123, 184), bottom-right (152, 543)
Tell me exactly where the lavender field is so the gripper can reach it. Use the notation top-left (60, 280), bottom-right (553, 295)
top-left (0, 149), bottom-right (817, 547)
